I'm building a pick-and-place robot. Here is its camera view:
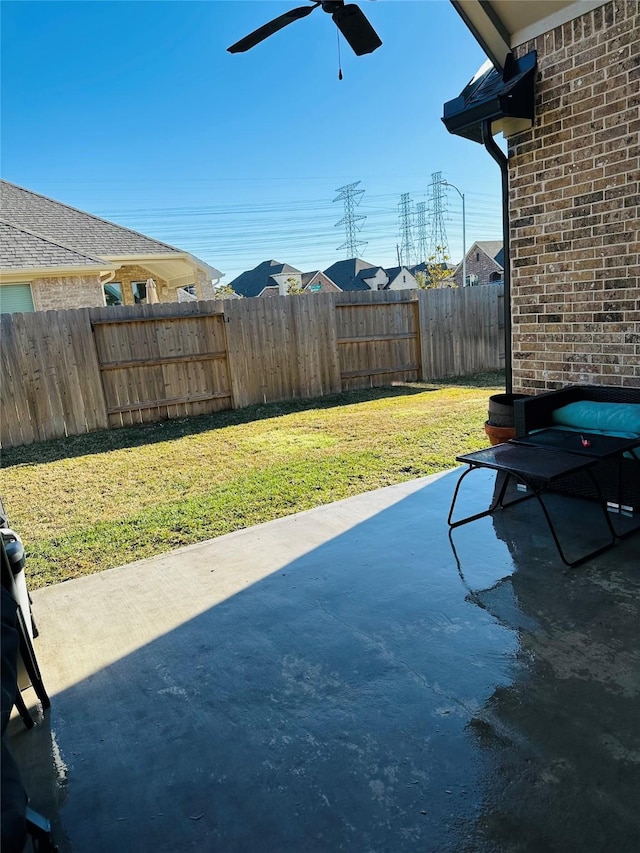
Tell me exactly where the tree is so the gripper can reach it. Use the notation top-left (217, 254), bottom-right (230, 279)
top-left (415, 246), bottom-right (457, 289)
top-left (214, 283), bottom-right (240, 298)
top-left (285, 276), bottom-right (305, 295)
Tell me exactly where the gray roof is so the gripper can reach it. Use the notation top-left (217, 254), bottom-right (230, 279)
top-left (0, 180), bottom-right (184, 258)
top-left (0, 221), bottom-right (109, 271)
top-left (229, 260), bottom-right (301, 297)
top-left (475, 241), bottom-right (504, 264)
top-left (385, 266), bottom-right (411, 281)
top-left (322, 258), bottom-right (382, 292)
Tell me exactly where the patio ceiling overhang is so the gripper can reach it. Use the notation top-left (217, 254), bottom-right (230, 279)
top-left (450, 0), bottom-right (610, 70)
top-left (0, 262), bottom-right (115, 284)
top-left (106, 254), bottom-right (223, 288)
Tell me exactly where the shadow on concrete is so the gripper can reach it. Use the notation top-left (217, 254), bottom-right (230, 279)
top-left (9, 469), bottom-right (640, 852)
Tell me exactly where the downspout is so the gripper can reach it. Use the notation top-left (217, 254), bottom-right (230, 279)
top-left (481, 119), bottom-right (512, 395)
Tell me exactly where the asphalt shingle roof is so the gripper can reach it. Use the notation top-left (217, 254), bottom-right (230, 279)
top-left (0, 221), bottom-right (109, 271)
top-left (475, 241), bottom-right (504, 264)
top-left (0, 180), bottom-right (184, 258)
top-left (384, 266), bottom-right (403, 279)
top-left (322, 258), bottom-right (382, 291)
top-left (229, 260), bottom-right (302, 297)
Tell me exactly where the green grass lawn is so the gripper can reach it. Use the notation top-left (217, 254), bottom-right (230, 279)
top-left (1, 372), bottom-right (504, 588)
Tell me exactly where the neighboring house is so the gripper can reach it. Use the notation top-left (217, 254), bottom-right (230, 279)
top-left (232, 257), bottom-right (437, 297)
top-left (408, 261), bottom-right (456, 287)
top-left (0, 180), bottom-right (222, 313)
top-left (259, 269), bottom-right (342, 297)
top-left (383, 266), bottom-right (419, 290)
top-left (230, 260), bottom-right (343, 297)
top-left (452, 241), bottom-right (504, 287)
top-left (323, 258), bottom-right (390, 292)
top-left (229, 260), bottom-right (303, 297)
top-left (300, 270), bottom-right (341, 294)
top-left (446, 0), bottom-right (638, 392)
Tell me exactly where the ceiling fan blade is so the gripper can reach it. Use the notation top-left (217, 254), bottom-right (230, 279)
top-left (332, 4), bottom-right (382, 56)
top-left (227, 3), bottom-right (319, 53)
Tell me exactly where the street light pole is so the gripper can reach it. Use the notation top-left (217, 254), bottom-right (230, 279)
top-left (441, 181), bottom-right (466, 286)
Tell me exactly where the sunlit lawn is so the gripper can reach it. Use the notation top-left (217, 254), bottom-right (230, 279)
top-left (1, 372), bottom-right (504, 587)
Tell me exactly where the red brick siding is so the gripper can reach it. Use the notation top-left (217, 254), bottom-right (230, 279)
top-left (303, 272), bottom-right (340, 293)
top-left (452, 250), bottom-right (503, 288)
top-left (509, 0), bottom-right (639, 391)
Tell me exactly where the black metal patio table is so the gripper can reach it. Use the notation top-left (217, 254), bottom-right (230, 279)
top-left (509, 427), bottom-right (639, 459)
top-left (448, 442), bottom-right (619, 567)
top-left (510, 428), bottom-right (640, 533)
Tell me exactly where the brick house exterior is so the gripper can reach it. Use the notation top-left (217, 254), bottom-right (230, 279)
top-left (29, 274), bottom-right (106, 311)
top-left (300, 270), bottom-right (342, 294)
top-left (0, 181), bottom-right (222, 312)
top-left (449, 0), bottom-right (639, 392)
top-left (452, 241), bottom-right (504, 287)
top-left (508, 1), bottom-right (639, 391)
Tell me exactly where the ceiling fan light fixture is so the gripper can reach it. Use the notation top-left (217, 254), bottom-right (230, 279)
top-left (227, 0), bottom-right (381, 58)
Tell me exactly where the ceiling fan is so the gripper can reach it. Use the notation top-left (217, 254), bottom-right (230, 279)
top-left (227, 1), bottom-right (382, 57)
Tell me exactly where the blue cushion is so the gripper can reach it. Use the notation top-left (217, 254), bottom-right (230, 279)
top-left (552, 401), bottom-right (640, 435)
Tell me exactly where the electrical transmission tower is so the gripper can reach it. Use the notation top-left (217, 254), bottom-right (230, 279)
top-left (415, 201), bottom-right (427, 264)
top-left (333, 181), bottom-right (367, 258)
top-left (398, 193), bottom-right (415, 267)
top-left (428, 171), bottom-right (449, 264)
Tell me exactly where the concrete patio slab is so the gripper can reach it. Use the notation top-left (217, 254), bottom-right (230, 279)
top-left (8, 468), bottom-right (640, 852)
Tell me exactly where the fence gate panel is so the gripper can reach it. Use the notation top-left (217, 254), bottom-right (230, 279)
top-left (335, 292), bottom-right (421, 391)
top-left (89, 302), bottom-right (233, 428)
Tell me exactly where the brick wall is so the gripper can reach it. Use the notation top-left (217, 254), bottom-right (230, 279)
top-left (31, 275), bottom-right (104, 311)
top-left (111, 265), bottom-right (169, 305)
top-left (112, 265), bottom-right (214, 302)
top-left (304, 272), bottom-right (340, 293)
top-left (26, 263), bottom-right (214, 310)
top-left (509, 0), bottom-right (639, 391)
top-left (194, 268), bottom-right (216, 300)
top-left (452, 249), bottom-right (503, 288)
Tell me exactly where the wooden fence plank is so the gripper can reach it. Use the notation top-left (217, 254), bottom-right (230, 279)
top-left (1, 286), bottom-right (503, 448)
top-left (0, 314), bottom-right (36, 447)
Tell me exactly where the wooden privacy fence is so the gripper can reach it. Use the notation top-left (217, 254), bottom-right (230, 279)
top-left (90, 304), bottom-right (232, 428)
top-left (0, 285), bottom-right (504, 448)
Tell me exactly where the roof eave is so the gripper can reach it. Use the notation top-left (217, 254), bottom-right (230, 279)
top-left (450, 0), bottom-right (610, 65)
top-left (450, 0), bottom-right (511, 69)
top-left (104, 253), bottom-right (223, 283)
top-left (0, 263), bottom-right (112, 282)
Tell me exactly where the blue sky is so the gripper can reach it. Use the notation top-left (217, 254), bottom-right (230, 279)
top-left (1, 1), bottom-right (504, 282)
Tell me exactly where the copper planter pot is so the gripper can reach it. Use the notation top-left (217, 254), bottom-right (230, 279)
top-left (484, 421), bottom-right (516, 446)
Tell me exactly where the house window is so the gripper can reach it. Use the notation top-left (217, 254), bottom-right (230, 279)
top-left (131, 281), bottom-right (148, 304)
top-left (104, 282), bottom-right (123, 306)
top-left (178, 286), bottom-right (197, 302)
top-left (490, 272), bottom-right (501, 282)
top-left (0, 283), bottom-right (34, 314)
top-left (476, 252), bottom-right (480, 262)
top-left (466, 274), bottom-right (479, 286)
